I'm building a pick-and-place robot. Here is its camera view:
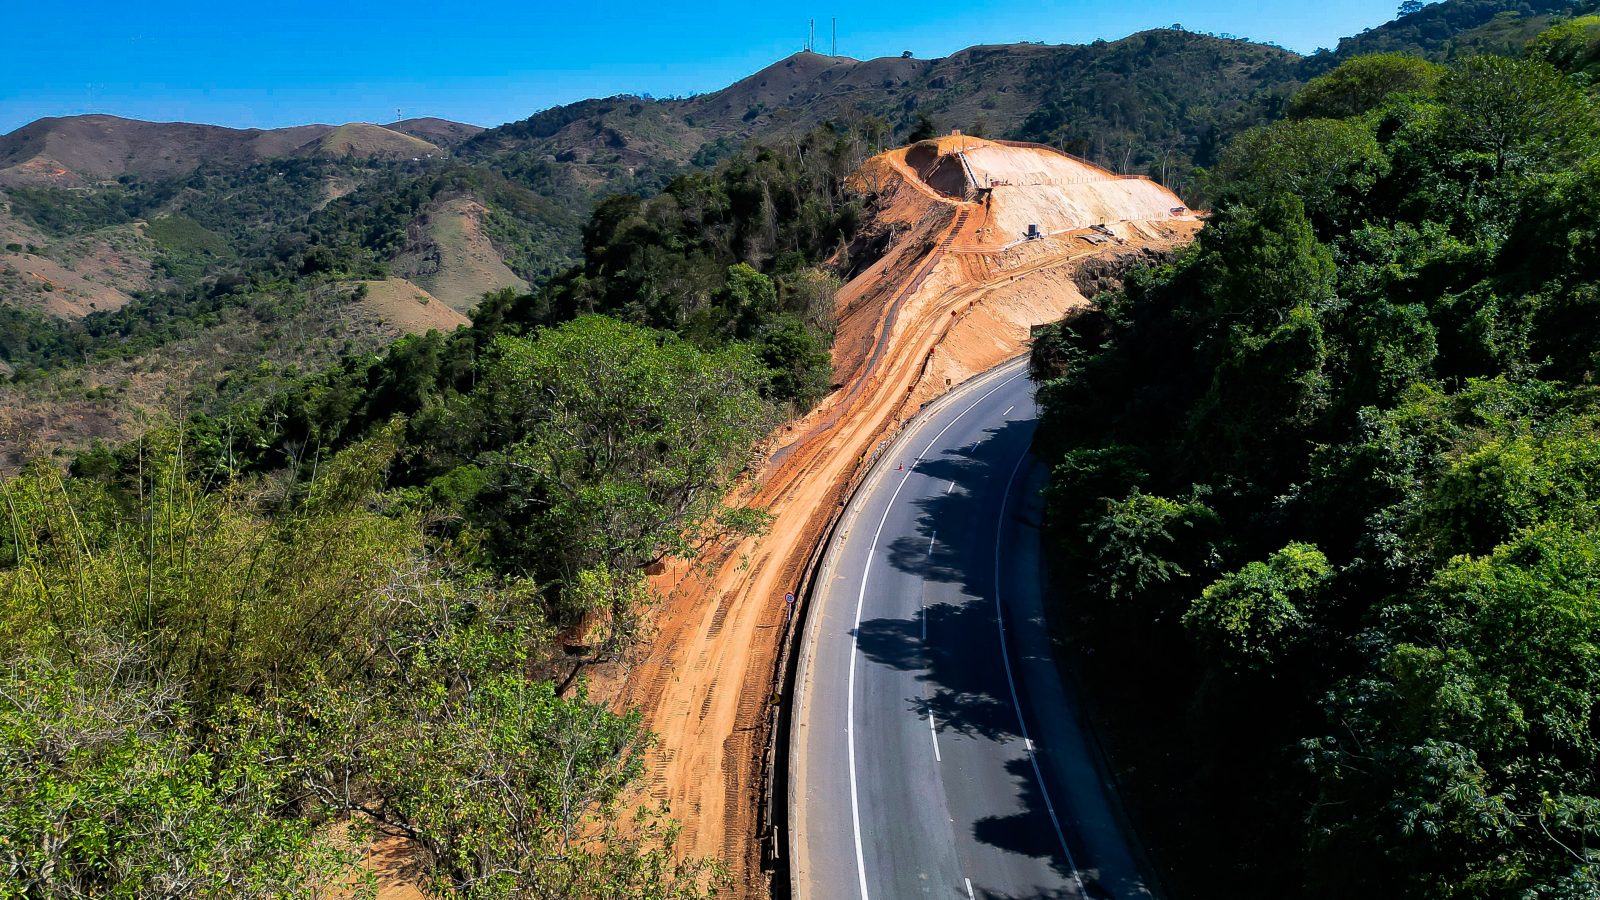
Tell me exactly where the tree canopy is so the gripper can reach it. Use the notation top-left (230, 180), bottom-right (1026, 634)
top-left (1032, 33), bottom-right (1600, 897)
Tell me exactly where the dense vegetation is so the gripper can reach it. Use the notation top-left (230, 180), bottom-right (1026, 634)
top-left (2, 419), bottom-right (725, 897)
top-left (1327, 0), bottom-right (1580, 61)
top-left (1010, 0), bottom-right (1600, 198)
top-left (533, 128), bottom-right (862, 405)
top-left (1031, 37), bottom-right (1600, 898)
top-left (169, 126), bottom-right (863, 475)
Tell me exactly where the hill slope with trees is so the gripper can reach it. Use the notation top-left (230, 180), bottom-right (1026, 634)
top-left (1030, 26), bottom-right (1600, 898)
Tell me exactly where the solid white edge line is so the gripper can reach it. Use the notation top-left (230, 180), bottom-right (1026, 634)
top-left (965, 876), bottom-right (976, 898)
top-left (928, 706), bottom-right (942, 762)
top-left (846, 367), bottom-right (1027, 900)
top-left (994, 448), bottom-right (1090, 897)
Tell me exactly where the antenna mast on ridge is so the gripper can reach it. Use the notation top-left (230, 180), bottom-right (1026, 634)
top-left (808, 19), bottom-right (814, 52)
top-left (832, 18), bottom-right (837, 56)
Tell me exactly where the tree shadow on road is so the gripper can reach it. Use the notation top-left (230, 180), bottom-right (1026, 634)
top-left (973, 756), bottom-right (1139, 899)
top-left (854, 417), bottom-right (1032, 745)
top-left (849, 414), bottom-right (1150, 899)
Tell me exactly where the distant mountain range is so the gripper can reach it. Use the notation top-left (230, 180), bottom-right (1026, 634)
top-left (0, 116), bottom-right (482, 186)
top-left (2, 0), bottom-right (1577, 193)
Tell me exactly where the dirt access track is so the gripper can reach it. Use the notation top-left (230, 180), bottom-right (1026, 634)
top-left (598, 135), bottom-right (1203, 897)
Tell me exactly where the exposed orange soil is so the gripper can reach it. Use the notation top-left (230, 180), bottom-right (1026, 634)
top-left (0, 224), bottom-right (154, 318)
top-left (589, 136), bottom-right (1202, 897)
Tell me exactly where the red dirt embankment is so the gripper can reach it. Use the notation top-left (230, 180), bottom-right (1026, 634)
top-left (595, 136), bottom-right (1202, 897)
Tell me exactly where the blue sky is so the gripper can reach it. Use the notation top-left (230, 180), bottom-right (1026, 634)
top-left (0, 0), bottom-right (1402, 135)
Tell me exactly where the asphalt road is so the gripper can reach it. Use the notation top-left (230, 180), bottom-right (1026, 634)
top-left (789, 357), bottom-right (1156, 900)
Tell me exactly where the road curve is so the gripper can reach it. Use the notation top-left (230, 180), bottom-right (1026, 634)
top-left (789, 357), bottom-right (1156, 900)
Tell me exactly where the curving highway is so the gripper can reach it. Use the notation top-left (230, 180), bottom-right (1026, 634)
top-left (789, 357), bottom-right (1157, 900)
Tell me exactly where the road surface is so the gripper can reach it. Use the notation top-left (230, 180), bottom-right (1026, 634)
top-left (789, 357), bottom-right (1156, 900)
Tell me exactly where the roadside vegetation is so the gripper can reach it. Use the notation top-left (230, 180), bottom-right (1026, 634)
top-left (0, 124), bottom-right (869, 895)
top-left (0, 322), bottom-right (756, 897)
top-left (1031, 28), bottom-right (1600, 898)
top-left (1, 424), bottom-right (722, 898)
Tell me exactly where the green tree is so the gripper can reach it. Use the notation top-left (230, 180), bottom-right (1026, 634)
top-left (1187, 197), bottom-right (1337, 475)
top-left (1289, 53), bottom-right (1444, 120)
top-left (1087, 489), bottom-right (1219, 622)
top-left (1042, 444), bottom-right (1149, 560)
top-left (716, 262), bottom-right (779, 339)
top-left (318, 667), bottom-right (717, 900)
top-left (1195, 196), bottom-right (1337, 327)
top-left (754, 314), bottom-right (833, 408)
top-left (1309, 525), bottom-right (1600, 897)
top-left (1183, 542), bottom-right (1333, 671)
top-left (1209, 118), bottom-right (1388, 235)
top-left (1525, 15), bottom-right (1600, 77)
top-left (460, 316), bottom-right (772, 613)
top-left (1438, 55), bottom-right (1596, 177)
top-left (0, 655), bottom-right (370, 898)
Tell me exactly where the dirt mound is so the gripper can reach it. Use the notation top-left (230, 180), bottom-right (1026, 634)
top-left (598, 137), bottom-right (1201, 898)
top-left (298, 124), bottom-right (440, 160)
top-left (390, 198), bottom-right (529, 313)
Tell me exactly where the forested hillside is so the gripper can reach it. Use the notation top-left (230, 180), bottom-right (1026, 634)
top-left (2, 353), bottom-right (739, 898)
top-left (1328, 0), bottom-right (1580, 61)
top-left (1031, 24), bottom-right (1600, 897)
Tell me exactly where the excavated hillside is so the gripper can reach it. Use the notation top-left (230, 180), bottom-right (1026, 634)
top-left (591, 135), bottom-right (1202, 897)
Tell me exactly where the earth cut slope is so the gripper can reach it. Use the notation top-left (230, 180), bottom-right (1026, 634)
top-left (599, 135), bottom-right (1200, 897)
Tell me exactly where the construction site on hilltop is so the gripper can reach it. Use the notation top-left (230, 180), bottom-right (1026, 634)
top-left (586, 133), bottom-right (1204, 899)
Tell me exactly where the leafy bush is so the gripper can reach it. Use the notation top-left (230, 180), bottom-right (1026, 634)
top-left (0, 425), bottom-right (723, 898)
top-left (1289, 53), bottom-right (1445, 119)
